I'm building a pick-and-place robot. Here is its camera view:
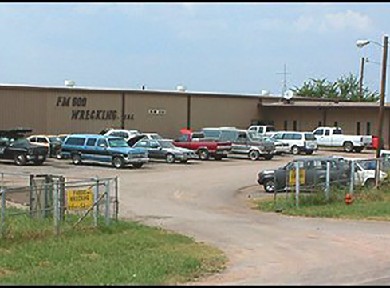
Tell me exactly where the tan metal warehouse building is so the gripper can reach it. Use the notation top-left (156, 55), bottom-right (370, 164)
top-left (0, 84), bottom-right (389, 148)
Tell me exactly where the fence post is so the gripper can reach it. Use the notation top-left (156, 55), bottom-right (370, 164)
top-left (105, 180), bottom-right (110, 226)
top-left (375, 158), bottom-right (381, 189)
top-left (29, 174), bottom-right (34, 218)
top-left (93, 177), bottom-right (99, 227)
top-left (115, 176), bottom-right (119, 221)
top-left (53, 181), bottom-right (60, 236)
top-left (44, 175), bottom-right (49, 218)
top-left (1, 188), bottom-right (5, 239)
top-left (325, 161), bottom-right (330, 201)
top-left (349, 160), bottom-right (355, 194)
top-left (295, 161), bottom-right (300, 208)
top-left (59, 176), bottom-right (66, 220)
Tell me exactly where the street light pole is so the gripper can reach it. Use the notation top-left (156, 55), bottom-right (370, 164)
top-left (359, 57), bottom-right (365, 101)
top-left (376, 34), bottom-right (388, 159)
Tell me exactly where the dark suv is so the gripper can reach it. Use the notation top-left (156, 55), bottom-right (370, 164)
top-left (0, 128), bottom-right (49, 165)
top-left (257, 156), bottom-right (350, 193)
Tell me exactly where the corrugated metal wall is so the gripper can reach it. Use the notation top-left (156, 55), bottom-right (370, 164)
top-left (0, 87), bottom-right (261, 139)
top-left (1, 86), bottom-right (387, 147)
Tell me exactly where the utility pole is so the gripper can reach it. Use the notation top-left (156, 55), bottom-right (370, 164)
top-left (359, 57), bottom-right (365, 101)
top-left (376, 34), bottom-right (388, 159)
top-left (277, 64), bottom-right (291, 96)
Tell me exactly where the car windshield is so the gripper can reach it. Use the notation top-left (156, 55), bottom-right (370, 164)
top-left (10, 138), bottom-right (30, 146)
top-left (262, 136), bottom-right (274, 142)
top-left (49, 137), bottom-right (62, 142)
top-left (247, 131), bottom-right (259, 141)
top-left (358, 160), bottom-right (377, 170)
top-left (273, 133), bottom-right (283, 140)
top-left (203, 129), bottom-right (221, 139)
top-left (304, 133), bottom-right (316, 140)
top-left (148, 134), bottom-right (163, 140)
top-left (108, 138), bottom-right (129, 148)
top-left (159, 140), bottom-right (175, 149)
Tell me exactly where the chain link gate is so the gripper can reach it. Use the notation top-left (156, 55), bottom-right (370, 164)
top-left (1, 174), bottom-right (119, 239)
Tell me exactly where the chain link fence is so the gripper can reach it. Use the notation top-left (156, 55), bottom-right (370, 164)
top-left (1, 173), bottom-right (119, 239)
top-left (272, 156), bottom-right (390, 210)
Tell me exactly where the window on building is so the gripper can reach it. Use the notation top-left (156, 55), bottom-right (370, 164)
top-left (284, 120), bottom-right (288, 130)
top-left (318, 121), bottom-right (322, 127)
top-left (357, 122), bottom-right (361, 135)
top-left (367, 122), bottom-right (371, 135)
top-left (293, 120), bottom-right (297, 131)
top-left (334, 121), bottom-right (338, 127)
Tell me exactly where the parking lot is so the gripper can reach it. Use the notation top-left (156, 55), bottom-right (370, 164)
top-left (3, 149), bottom-right (390, 285)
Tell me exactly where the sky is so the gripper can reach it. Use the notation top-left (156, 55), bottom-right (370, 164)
top-left (1, 2), bottom-right (390, 99)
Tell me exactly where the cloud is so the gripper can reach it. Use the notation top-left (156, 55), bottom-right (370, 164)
top-left (293, 15), bottom-right (315, 32)
top-left (292, 10), bottom-right (373, 33)
top-left (321, 10), bottom-right (373, 32)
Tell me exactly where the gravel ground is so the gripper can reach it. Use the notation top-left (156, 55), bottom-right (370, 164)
top-left (2, 149), bottom-right (390, 285)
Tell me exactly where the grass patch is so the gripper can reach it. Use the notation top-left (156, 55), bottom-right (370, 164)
top-left (255, 185), bottom-right (390, 221)
top-left (0, 215), bottom-right (226, 285)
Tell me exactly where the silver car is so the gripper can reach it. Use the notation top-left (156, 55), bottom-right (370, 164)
top-left (133, 138), bottom-right (198, 163)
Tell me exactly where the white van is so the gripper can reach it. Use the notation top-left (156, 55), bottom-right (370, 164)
top-left (248, 125), bottom-right (275, 136)
top-left (272, 131), bottom-right (318, 155)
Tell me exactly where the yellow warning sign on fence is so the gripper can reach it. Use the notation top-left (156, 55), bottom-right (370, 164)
top-left (289, 169), bottom-right (306, 186)
top-left (67, 188), bottom-right (93, 210)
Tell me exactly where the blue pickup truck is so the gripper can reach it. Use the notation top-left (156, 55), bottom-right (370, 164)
top-left (60, 134), bottom-right (149, 168)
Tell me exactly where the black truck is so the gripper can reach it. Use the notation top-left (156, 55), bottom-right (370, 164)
top-left (0, 128), bottom-right (48, 165)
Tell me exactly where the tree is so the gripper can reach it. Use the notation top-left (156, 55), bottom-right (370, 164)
top-left (291, 74), bottom-right (379, 102)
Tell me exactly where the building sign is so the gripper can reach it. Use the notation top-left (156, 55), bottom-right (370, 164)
top-left (55, 96), bottom-right (134, 120)
top-left (148, 109), bottom-right (166, 115)
top-left (67, 188), bottom-right (94, 210)
top-left (289, 169), bottom-right (306, 186)
top-left (71, 109), bottom-right (118, 120)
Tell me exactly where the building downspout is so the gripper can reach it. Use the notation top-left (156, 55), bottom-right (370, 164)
top-left (187, 94), bottom-right (191, 130)
top-left (322, 108), bottom-right (327, 126)
top-left (121, 92), bottom-right (125, 129)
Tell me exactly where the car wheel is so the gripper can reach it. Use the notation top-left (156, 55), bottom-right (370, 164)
top-left (112, 157), bottom-right (124, 169)
top-left (344, 142), bottom-right (353, 153)
top-left (291, 146), bottom-right (300, 155)
top-left (14, 153), bottom-right (27, 166)
top-left (248, 150), bottom-right (260, 161)
top-left (198, 149), bottom-right (209, 160)
top-left (33, 159), bottom-right (45, 165)
top-left (354, 147), bottom-right (363, 153)
top-left (263, 179), bottom-right (275, 193)
top-left (166, 153), bottom-right (175, 164)
top-left (132, 163), bottom-right (144, 168)
top-left (364, 178), bottom-right (376, 189)
top-left (72, 153), bottom-right (82, 165)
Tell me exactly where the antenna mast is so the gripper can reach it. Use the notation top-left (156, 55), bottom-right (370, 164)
top-left (277, 64), bottom-right (291, 96)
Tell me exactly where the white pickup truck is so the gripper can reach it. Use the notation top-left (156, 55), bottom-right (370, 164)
top-left (313, 127), bottom-right (372, 153)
